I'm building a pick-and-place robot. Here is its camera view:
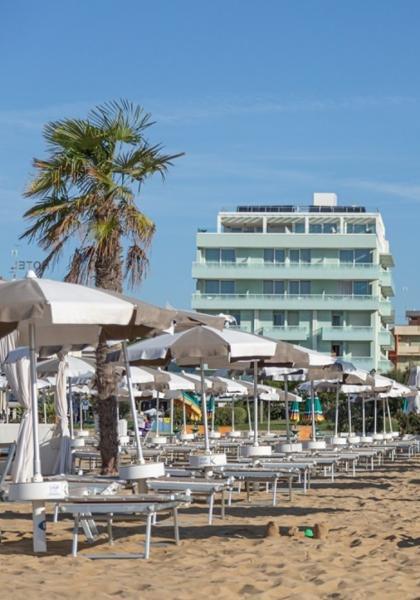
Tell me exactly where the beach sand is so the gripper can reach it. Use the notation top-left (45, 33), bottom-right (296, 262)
top-left (0, 456), bottom-right (419, 599)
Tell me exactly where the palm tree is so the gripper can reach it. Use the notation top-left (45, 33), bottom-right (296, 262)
top-left (21, 100), bottom-right (183, 473)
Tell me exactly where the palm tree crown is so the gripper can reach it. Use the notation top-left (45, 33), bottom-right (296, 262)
top-left (21, 99), bottom-right (183, 290)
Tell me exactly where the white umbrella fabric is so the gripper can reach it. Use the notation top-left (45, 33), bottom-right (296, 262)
top-left (128, 327), bottom-right (277, 452)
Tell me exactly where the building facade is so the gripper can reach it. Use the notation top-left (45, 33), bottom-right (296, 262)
top-left (390, 311), bottom-right (420, 370)
top-left (192, 193), bottom-right (395, 372)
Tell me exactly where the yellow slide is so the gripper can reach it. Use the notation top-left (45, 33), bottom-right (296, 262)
top-left (175, 392), bottom-right (202, 420)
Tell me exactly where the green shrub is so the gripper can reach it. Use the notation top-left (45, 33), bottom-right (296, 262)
top-left (397, 411), bottom-right (420, 434)
top-left (214, 406), bottom-right (247, 426)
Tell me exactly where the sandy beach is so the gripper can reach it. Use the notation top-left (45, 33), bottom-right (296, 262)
top-left (0, 455), bottom-right (419, 600)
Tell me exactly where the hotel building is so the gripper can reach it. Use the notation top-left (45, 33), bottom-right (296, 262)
top-left (192, 193), bottom-right (395, 372)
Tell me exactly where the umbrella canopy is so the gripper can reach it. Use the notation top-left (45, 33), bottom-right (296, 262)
top-left (127, 326), bottom-right (277, 367)
top-left (180, 370), bottom-right (214, 392)
top-left (209, 376), bottom-right (249, 396)
top-left (37, 355), bottom-right (95, 380)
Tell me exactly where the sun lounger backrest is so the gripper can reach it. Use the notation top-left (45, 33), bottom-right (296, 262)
top-left (0, 442), bottom-right (16, 488)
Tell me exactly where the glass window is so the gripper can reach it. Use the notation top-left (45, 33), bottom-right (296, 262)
top-left (294, 222), bottom-right (305, 233)
top-left (288, 311), bottom-right (299, 326)
top-left (353, 281), bottom-right (369, 296)
top-left (204, 280), bottom-right (219, 294)
top-left (264, 249), bottom-right (274, 263)
top-left (273, 311), bottom-right (285, 326)
top-left (221, 280), bottom-right (235, 294)
top-left (274, 281), bottom-right (285, 294)
top-left (332, 313), bottom-right (343, 327)
top-left (347, 223), bottom-right (376, 234)
top-left (263, 280), bottom-right (274, 294)
top-left (355, 249), bottom-right (372, 264)
top-left (275, 249), bottom-right (285, 263)
top-left (309, 223), bottom-right (322, 233)
top-left (324, 222), bottom-right (338, 234)
top-left (340, 250), bottom-right (353, 264)
top-left (290, 250), bottom-right (300, 264)
top-left (289, 281), bottom-right (299, 295)
top-left (205, 249), bottom-right (220, 263)
top-left (227, 312), bottom-right (241, 325)
top-left (300, 280), bottom-right (311, 294)
top-left (221, 249), bottom-right (235, 263)
top-left (301, 249), bottom-right (311, 264)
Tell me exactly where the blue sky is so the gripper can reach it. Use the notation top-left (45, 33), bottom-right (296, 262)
top-left (1, 0), bottom-right (420, 320)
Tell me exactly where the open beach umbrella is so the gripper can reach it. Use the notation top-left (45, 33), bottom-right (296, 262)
top-left (128, 326), bottom-right (277, 452)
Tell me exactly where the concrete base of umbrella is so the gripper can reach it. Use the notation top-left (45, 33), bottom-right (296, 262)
top-left (348, 436), bottom-right (361, 444)
top-left (240, 445), bottom-right (272, 458)
top-left (76, 429), bottom-right (89, 438)
top-left (390, 432), bottom-right (399, 439)
top-left (150, 436), bottom-right (167, 445)
top-left (180, 433), bottom-right (195, 441)
top-left (209, 431), bottom-right (221, 439)
top-left (119, 462), bottom-right (165, 480)
top-left (372, 433), bottom-right (384, 441)
top-left (242, 430), bottom-right (254, 439)
top-left (227, 430), bottom-right (242, 438)
top-left (71, 438), bottom-right (85, 448)
top-left (360, 436), bottom-right (373, 443)
top-left (9, 480), bottom-right (68, 501)
top-left (189, 453), bottom-right (227, 467)
top-left (329, 436), bottom-right (347, 446)
top-left (383, 433), bottom-right (394, 440)
top-left (304, 440), bottom-right (327, 450)
top-left (276, 442), bottom-right (303, 453)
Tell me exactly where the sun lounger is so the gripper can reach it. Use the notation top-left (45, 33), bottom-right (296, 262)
top-left (216, 466), bottom-right (297, 506)
top-left (0, 443), bottom-right (16, 498)
top-left (59, 492), bottom-right (189, 559)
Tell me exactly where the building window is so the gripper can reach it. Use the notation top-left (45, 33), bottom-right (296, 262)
top-left (273, 311), bottom-right (285, 326)
top-left (204, 248), bottom-right (236, 263)
top-left (264, 249), bottom-right (285, 263)
top-left (290, 249), bottom-right (311, 264)
top-left (332, 313), bottom-right (343, 327)
top-left (204, 280), bottom-right (235, 294)
top-left (331, 343), bottom-right (342, 357)
top-left (294, 222), bottom-right (305, 233)
top-left (347, 222), bottom-right (376, 234)
top-left (226, 312), bottom-right (241, 326)
top-left (339, 249), bottom-right (372, 264)
top-left (289, 281), bottom-right (311, 295)
top-left (263, 280), bottom-right (285, 294)
top-left (353, 281), bottom-right (370, 296)
top-left (339, 250), bottom-right (353, 264)
top-left (309, 222), bottom-right (338, 234)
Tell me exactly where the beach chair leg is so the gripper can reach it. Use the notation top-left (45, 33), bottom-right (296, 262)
top-left (53, 503), bottom-right (59, 523)
top-left (72, 515), bottom-right (80, 557)
top-left (272, 479), bottom-right (278, 507)
top-left (144, 513), bottom-right (152, 560)
top-left (221, 490), bottom-right (226, 519)
top-left (303, 470), bottom-right (307, 494)
top-left (107, 514), bottom-right (114, 546)
top-left (228, 488), bottom-right (233, 507)
top-left (331, 465), bottom-right (335, 483)
top-left (173, 507), bottom-right (180, 545)
top-left (208, 493), bottom-right (214, 525)
top-left (288, 477), bottom-right (292, 501)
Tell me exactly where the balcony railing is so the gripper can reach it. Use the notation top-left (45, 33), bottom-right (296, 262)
top-left (322, 326), bottom-right (374, 341)
top-left (194, 293), bottom-right (376, 302)
top-left (256, 325), bottom-right (309, 341)
top-left (194, 260), bottom-right (378, 268)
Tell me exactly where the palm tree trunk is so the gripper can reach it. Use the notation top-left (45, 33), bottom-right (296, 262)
top-left (95, 240), bottom-right (123, 475)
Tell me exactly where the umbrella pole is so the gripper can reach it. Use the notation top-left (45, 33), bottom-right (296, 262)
top-left (285, 374), bottom-right (290, 443)
top-left (386, 398), bottom-right (393, 433)
top-left (382, 398), bottom-right (386, 434)
top-left (79, 396), bottom-right (83, 431)
top-left (246, 398), bottom-right (252, 432)
top-left (156, 392), bottom-right (160, 436)
top-left (29, 323), bottom-right (42, 482)
top-left (362, 398), bottom-right (366, 437)
top-left (334, 385), bottom-right (339, 436)
top-left (122, 341), bottom-right (144, 463)
top-left (310, 380), bottom-right (316, 441)
top-left (231, 399), bottom-right (235, 432)
top-left (267, 400), bottom-right (271, 434)
top-left (182, 396), bottom-right (187, 434)
top-left (43, 398), bottom-right (47, 425)
top-left (200, 360), bottom-right (210, 453)
top-left (170, 398), bottom-right (174, 437)
top-left (374, 396), bottom-right (377, 435)
top-left (211, 397), bottom-right (215, 433)
top-left (253, 361), bottom-right (259, 447)
top-left (68, 380), bottom-right (74, 440)
top-left (347, 395), bottom-right (352, 436)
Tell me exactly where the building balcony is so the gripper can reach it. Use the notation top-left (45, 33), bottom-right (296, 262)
top-left (396, 343), bottom-right (420, 356)
top-left (197, 232), bottom-right (378, 250)
top-left (378, 329), bottom-right (394, 349)
top-left (379, 300), bottom-right (394, 323)
top-left (192, 292), bottom-right (381, 311)
top-left (192, 260), bottom-right (382, 280)
top-left (379, 270), bottom-right (395, 297)
top-left (321, 326), bottom-right (374, 341)
top-left (256, 325), bottom-right (310, 341)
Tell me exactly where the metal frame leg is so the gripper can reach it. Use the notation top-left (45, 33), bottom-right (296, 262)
top-left (272, 478), bottom-right (278, 507)
top-left (173, 507), bottom-right (180, 545)
top-left (208, 493), bottom-right (214, 525)
top-left (221, 490), bottom-right (226, 519)
top-left (144, 513), bottom-right (153, 560)
top-left (107, 514), bottom-right (114, 546)
top-left (72, 515), bottom-right (80, 557)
